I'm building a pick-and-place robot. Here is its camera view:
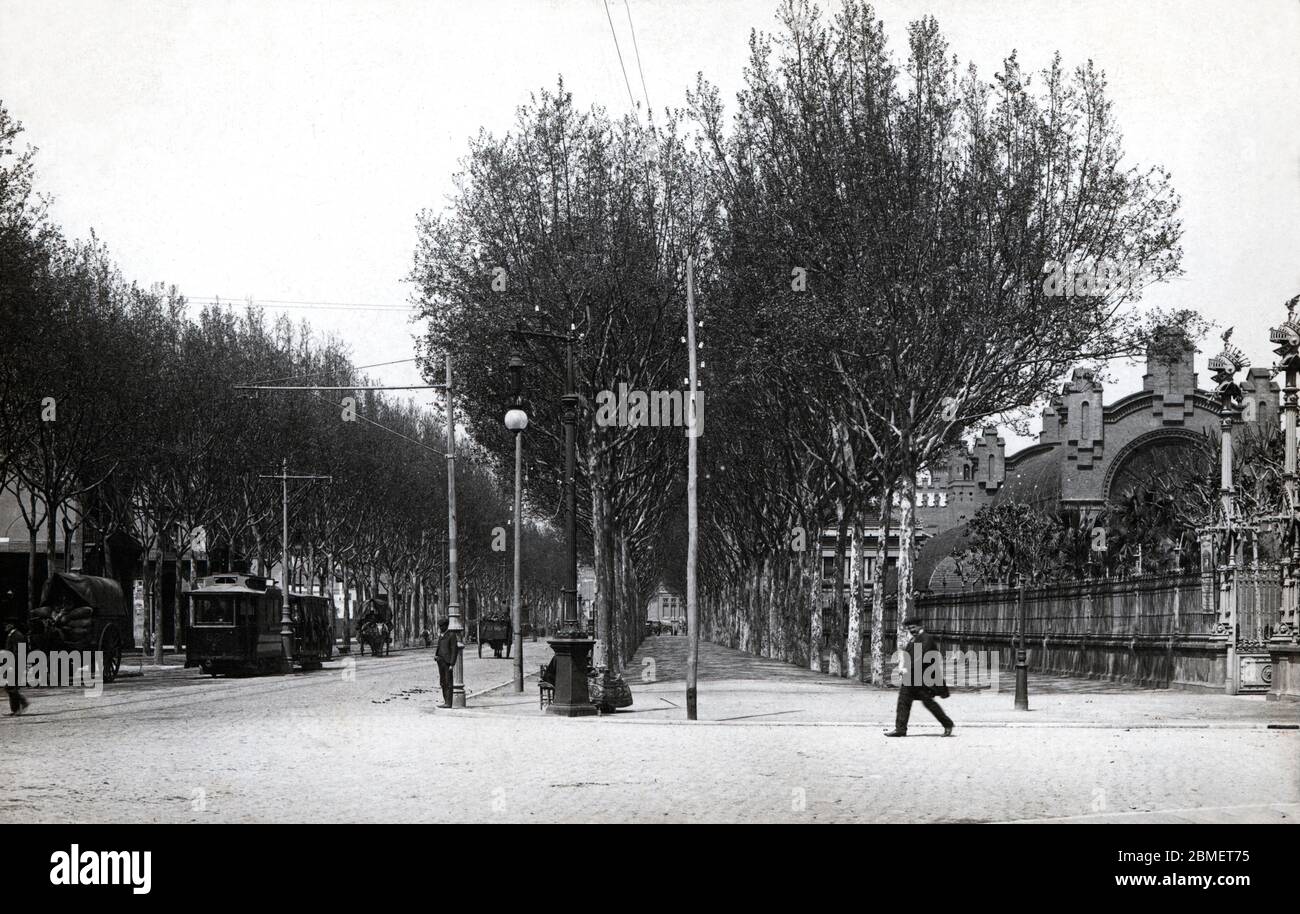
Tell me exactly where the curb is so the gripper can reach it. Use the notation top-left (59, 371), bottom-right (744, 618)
top-left (438, 706), bottom-right (1300, 730)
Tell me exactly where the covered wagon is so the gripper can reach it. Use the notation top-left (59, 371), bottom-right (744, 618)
top-left (29, 572), bottom-right (134, 683)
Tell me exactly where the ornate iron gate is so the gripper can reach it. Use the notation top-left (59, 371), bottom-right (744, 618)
top-left (1231, 564), bottom-right (1278, 693)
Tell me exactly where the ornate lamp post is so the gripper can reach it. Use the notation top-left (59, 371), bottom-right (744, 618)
top-left (1208, 329), bottom-right (1249, 693)
top-left (511, 319), bottom-right (597, 716)
top-left (1269, 297), bottom-right (1300, 698)
top-left (505, 352), bottom-right (528, 693)
top-left (443, 356), bottom-right (466, 708)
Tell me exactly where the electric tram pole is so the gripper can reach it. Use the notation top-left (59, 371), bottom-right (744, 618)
top-left (259, 460), bottom-right (331, 673)
top-left (236, 355), bottom-right (459, 690)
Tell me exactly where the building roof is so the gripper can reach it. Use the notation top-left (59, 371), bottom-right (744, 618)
top-left (994, 446), bottom-right (1064, 513)
top-left (913, 524), bottom-right (974, 593)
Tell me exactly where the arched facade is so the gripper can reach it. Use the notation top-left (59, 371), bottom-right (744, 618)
top-left (913, 329), bottom-right (1280, 589)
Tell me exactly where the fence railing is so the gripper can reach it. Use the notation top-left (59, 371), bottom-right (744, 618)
top-left (916, 565), bottom-right (1284, 642)
top-left (917, 572), bottom-right (1216, 639)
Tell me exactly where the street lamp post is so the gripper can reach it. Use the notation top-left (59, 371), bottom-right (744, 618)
top-left (548, 335), bottom-right (597, 715)
top-left (444, 355), bottom-right (466, 708)
top-left (505, 351), bottom-right (528, 693)
top-left (511, 318), bottom-right (596, 716)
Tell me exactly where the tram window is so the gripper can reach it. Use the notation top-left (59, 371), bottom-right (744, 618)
top-left (192, 596), bottom-right (235, 625)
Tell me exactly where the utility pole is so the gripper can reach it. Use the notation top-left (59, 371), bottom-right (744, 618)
top-left (258, 460), bottom-right (331, 674)
top-left (236, 363), bottom-right (456, 686)
top-left (686, 254), bottom-right (700, 720)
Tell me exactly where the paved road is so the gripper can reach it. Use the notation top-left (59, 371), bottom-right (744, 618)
top-left (2, 637), bottom-right (1296, 823)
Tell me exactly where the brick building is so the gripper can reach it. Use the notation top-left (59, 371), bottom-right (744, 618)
top-left (914, 329), bottom-right (1279, 589)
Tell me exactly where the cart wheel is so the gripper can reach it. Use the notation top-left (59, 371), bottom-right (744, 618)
top-left (98, 626), bottom-right (123, 683)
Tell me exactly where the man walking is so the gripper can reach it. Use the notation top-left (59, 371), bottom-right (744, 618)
top-left (434, 618), bottom-right (457, 708)
top-left (4, 622), bottom-right (30, 716)
top-left (885, 615), bottom-right (953, 737)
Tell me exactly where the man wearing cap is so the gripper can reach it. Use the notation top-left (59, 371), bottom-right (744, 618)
top-left (434, 618), bottom-right (458, 708)
top-left (885, 615), bottom-right (953, 737)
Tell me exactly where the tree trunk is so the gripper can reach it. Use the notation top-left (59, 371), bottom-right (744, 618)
top-left (341, 562), bottom-right (351, 653)
top-left (27, 525), bottom-right (39, 615)
top-left (897, 472), bottom-right (918, 646)
top-left (590, 452), bottom-right (616, 670)
top-left (809, 519), bottom-right (823, 672)
top-left (830, 498), bottom-right (848, 677)
top-left (848, 514), bottom-right (864, 681)
top-left (870, 489), bottom-right (892, 686)
top-left (46, 499), bottom-right (59, 580)
top-left (175, 550), bottom-right (185, 651)
top-left (62, 513), bottom-right (74, 572)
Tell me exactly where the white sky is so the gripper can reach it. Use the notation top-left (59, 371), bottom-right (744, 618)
top-left (2, 0), bottom-right (1297, 450)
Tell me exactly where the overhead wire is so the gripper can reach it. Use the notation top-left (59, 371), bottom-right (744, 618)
top-left (624, 0), bottom-right (652, 116)
top-left (602, 0), bottom-right (639, 112)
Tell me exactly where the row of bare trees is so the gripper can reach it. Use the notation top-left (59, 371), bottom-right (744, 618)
top-left (0, 100), bottom-right (567, 654)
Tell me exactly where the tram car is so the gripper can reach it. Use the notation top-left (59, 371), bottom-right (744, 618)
top-left (185, 572), bottom-right (334, 675)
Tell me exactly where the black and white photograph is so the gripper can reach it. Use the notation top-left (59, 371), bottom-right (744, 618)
top-left (0, 0), bottom-right (1296, 887)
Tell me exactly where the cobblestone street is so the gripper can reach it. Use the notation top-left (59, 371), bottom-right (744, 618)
top-left (2, 637), bottom-right (1296, 823)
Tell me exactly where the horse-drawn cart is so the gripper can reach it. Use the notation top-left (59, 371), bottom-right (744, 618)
top-left (29, 572), bottom-right (133, 683)
top-left (357, 598), bottom-right (392, 657)
top-left (476, 614), bottom-right (512, 658)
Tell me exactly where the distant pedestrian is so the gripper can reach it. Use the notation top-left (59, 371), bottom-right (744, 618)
top-left (434, 619), bottom-right (457, 708)
top-left (420, 628), bottom-right (431, 648)
top-left (4, 622), bottom-right (29, 716)
top-left (884, 615), bottom-right (953, 738)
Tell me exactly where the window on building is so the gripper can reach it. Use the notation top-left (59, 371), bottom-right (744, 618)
top-left (1080, 400), bottom-right (1091, 439)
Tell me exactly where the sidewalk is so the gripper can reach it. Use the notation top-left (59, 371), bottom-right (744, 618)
top-left (468, 636), bottom-right (1300, 729)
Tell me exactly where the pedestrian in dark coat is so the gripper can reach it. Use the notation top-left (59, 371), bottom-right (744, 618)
top-left (885, 615), bottom-right (953, 737)
top-left (4, 623), bottom-right (30, 715)
top-left (434, 619), bottom-right (458, 708)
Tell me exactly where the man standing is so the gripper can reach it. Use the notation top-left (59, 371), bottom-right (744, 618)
top-left (885, 615), bottom-right (953, 737)
top-left (4, 622), bottom-right (30, 716)
top-left (434, 618), bottom-right (457, 708)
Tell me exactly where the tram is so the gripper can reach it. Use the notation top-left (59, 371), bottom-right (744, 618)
top-left (185, 572), bottom-right (334, 675)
